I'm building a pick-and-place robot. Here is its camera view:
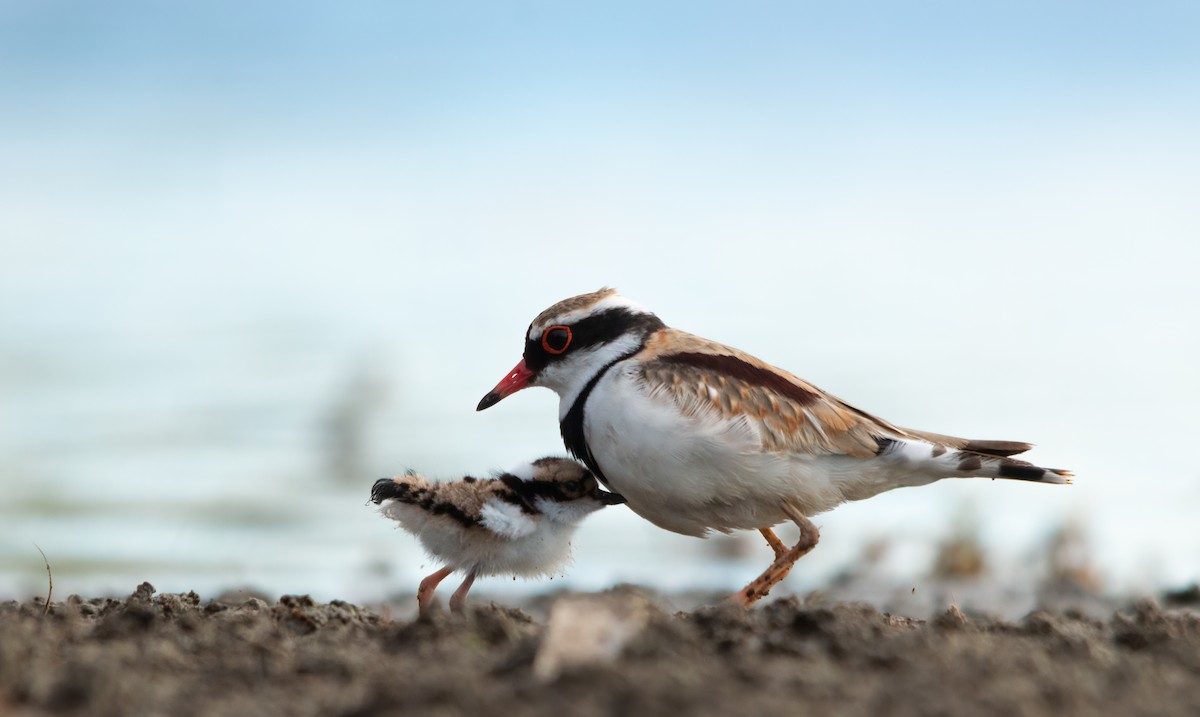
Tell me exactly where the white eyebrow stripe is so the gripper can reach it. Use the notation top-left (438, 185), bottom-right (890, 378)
top-left (530, 294), bottom-right (652, 338)
top-left (506, 461), bottom-right (537, 481)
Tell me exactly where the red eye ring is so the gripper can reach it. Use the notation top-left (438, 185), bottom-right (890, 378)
top-left (541, 325), bottom-right (572, 354)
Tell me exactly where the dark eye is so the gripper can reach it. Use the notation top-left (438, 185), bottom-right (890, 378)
top-left (563, 479), bottom-right (582, 494)
top-left (542, 326), bottom-right (572, 355)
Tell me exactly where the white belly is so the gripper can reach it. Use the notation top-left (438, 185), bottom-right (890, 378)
top-left (580, 365), bottom-right (937, 536)
top-left (383, 503), bottom-right (575, 577)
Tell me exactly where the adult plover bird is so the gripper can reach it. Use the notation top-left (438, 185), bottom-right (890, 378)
top-left (371, 456), bottom-right (625, 615)
top-left (476, 288), bottom-right (1073, 605)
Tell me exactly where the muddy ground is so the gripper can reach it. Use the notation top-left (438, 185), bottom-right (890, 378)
top-left (3, 583), bottom-right (1200, 717)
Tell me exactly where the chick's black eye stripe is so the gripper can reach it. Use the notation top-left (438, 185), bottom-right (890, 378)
top-left (500, 475), bottom-right (588, 505)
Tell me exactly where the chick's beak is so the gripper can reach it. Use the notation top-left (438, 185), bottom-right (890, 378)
top-left (595, 489), bottom-right (627, 506)
top-left (477, 359), bottom-right (534, 411)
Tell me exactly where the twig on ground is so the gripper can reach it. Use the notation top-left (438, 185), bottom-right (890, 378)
top-left (34, 544), bottom-right (53, 616)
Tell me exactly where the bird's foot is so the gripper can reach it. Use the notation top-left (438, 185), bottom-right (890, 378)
top-left (728, 514), bottom-right (820, 606)
top-left (448, 570), bottom-right (477, 615)
top-left (417, 566), bottom-right (454, 618)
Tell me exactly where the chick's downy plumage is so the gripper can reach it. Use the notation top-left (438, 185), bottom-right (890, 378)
top-left (371, 456), bottom-right (624, 615)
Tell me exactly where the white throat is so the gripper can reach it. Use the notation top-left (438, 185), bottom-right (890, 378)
top-left (534, 496), bottom-right (598, 525)
top-left (537, 332), bottom-right (644, 421)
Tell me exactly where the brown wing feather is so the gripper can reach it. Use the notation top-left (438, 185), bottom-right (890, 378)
top-left (382, 473), bottom-right (532, 524)
top-left (636, 329), bottom-right (1035, 460)
top-left (636, 330), bottom-right (899, 458)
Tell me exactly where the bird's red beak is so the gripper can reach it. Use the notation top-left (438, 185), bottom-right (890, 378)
top-left (476, 359), bottom-right (534, 411)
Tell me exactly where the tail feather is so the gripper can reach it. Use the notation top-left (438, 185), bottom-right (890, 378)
top-left (951, 450), bottom-right (1074, 485)
top-left (883, 435), bottom-right (1072, 485)
top-left (370, 472), bottom-right (432, 504)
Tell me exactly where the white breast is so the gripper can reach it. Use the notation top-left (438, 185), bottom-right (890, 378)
top-left (581, 363), bottom-right (898, 536)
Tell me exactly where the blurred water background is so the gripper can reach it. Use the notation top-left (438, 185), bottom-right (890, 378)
top-left (2, 2), bottom-right (1198, 604)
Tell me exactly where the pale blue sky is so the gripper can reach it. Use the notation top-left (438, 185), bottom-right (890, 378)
top-left (4, 2), bottom-right (1197, 310)
top-left (4, 2), bottom-right (1198, 135)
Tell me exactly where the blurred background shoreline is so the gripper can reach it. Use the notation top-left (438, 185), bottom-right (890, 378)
top-left (2, 2), bottom-right (1197, 604)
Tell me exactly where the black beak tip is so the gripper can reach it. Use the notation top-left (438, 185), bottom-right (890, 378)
top-left (599, 491), bottom-right (627, 506)
top-left (476, 392), bottom-right (500, 412)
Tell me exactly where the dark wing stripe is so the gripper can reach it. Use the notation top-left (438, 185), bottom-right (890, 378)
top-left (658, 352), bottom-right (821, 407)
top-left (962, 439), bottom-right (1033, 458)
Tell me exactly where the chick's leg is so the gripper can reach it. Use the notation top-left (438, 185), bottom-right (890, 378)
top-left (417, 566), bottom-right (454, 616)
top-left (448, 570), bottom-right (478, 615)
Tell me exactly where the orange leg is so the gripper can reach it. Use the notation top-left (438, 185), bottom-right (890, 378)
top-left (448, 570), bottom-right (477, 615)
top-left (759, 528), bottom-right (788, 559)
top-left (730, 508), bottom-right (820, 606)
top-left (417, 566), bottom-right (454, 617)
